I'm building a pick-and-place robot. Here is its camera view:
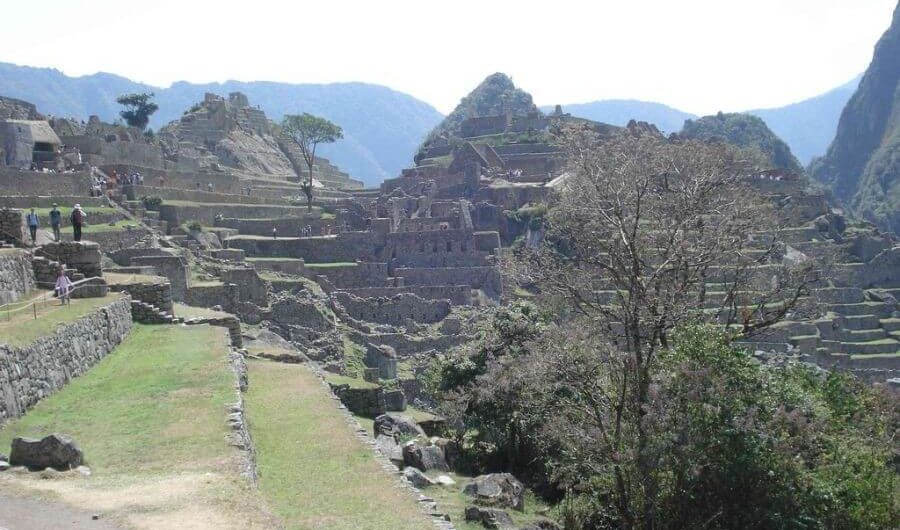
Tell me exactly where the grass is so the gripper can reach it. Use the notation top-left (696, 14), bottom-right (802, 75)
top-left (81, 220), bottom-right (142, 233)
top-left (0, 324), bottom-right (233, 472)
top-left (172, 302), bottom-right (231, 319)
top-left (304, 262), bottom-right (357, 268)
top-left (0, 324), bottom-right (276, 529)
top-left (244, 360), bottom-right (433, 530)
top-left (104, 272), bottom-right (166, 285)
top-left (246, 257), bottom-right (305, 262)
top-left (0, 293), bottom-right (123, 347)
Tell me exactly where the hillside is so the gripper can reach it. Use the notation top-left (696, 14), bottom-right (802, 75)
top-left (810, 3), bottom-right (900, 233)
top-left (679, 112), bottom-right (803, 172)
top-left (0, 62), bottom-right (443, 185)
top-left (541, 99), bottom-right (695, 134)
top-left (424, 72), bottom-right (539, 144)
top-left (748, 76), bottom-right (860, 165)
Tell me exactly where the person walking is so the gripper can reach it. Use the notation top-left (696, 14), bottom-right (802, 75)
top-left (54, 268), bottom-right (73, 305)
top-left (49, 203), bottom-right (62, 241)
top-left (25, 208), bottom-right (39, 245)
top-left (70, 204), bottom-right (86, 242)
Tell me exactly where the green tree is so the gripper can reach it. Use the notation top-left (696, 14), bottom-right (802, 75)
top-left (282, 113), bottom-right (343, 211)
top-left (116, 92), bottom-right (158, 130)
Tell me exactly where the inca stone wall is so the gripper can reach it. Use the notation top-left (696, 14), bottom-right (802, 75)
top-left (334, 291), bottom-right (451, 325)
top-left (0, 248), bottom-right (34, 304)
top-left (0, 169), bottom-right (93, 196)
top-left (0, 208), bottom-right (25, 244)
top-left (0, 297), bottom-right (132, 420)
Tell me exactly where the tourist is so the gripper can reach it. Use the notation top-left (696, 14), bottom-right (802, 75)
top-left (272, 226), bottom-right (277, 239)
top-left (207, 182), bottom-right (213, 193)
top-left (49, 203), bottom-right (62, 241)
top-left (71, 204), bottom-right (86, 242)
top-left (54, 268), bottom-right (73, 305)
top-left (25, 208), bottom-right (39, 245)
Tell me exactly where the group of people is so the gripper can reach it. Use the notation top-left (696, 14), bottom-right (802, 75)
top-left (24, 203), bottom-right (88, 245)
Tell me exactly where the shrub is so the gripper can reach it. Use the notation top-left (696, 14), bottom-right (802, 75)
top-left (140, 195), bottom-right (162, 211)
top-left (185, 220), bottom-right (202, 232)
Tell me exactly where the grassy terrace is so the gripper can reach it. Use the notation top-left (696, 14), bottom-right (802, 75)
top-left (0, 324), bottom-right (275, 529)
top-left (81, 219), bottom-right (142, 233)
top-left (0, 292), bottom-right (124, 347)
top-left (305, 261), bottom-right (357, 268)
top-left (245, 360), bottom-right (432, 530)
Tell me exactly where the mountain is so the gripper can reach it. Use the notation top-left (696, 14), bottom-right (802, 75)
top-left (541, 100), bottom-right (695, 134)
top-left (0, 62), bottom-right (443, 186)
top-left (679, 112), bottom-right (803, 173)
top-left (747, 76), bottom-right (861, 166)
top-left (425, 73), bottom-right (539, 143)
top-left (810, 3), bottom-right (900, 233)
top-left (545, 79), bottom-right (860, 166)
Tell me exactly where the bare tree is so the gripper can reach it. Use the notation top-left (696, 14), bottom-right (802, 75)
top-left (510, 122), bottom-right (823, 528)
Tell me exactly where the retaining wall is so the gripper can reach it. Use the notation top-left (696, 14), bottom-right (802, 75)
top-left (0, 249), bottom-right (35, 304)
top-left (0, 297), bottom-right (132, 420)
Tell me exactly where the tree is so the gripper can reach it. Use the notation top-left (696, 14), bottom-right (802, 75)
top-left (116, 92), bottom-right (158, 130)
top-left (510, 123), bottom-right (825, 527)
top-left (282, 113), bottom-right (343, 211)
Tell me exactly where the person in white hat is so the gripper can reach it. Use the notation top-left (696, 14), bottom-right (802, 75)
top-left (70, 204), bottom-right (86, 242)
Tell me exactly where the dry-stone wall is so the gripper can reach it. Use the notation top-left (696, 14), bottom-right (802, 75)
top-left (0, 208), bottom-right (25, 244)
top-left (0, 297), bottom-right (132, 420)
top-left (0, 169), bottom-right (92, 196)
top-left (334, 291), bottom-right (451, 325)
top-left (0, 249), bottom-right (34, 304)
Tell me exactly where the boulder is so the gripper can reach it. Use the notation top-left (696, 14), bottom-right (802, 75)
top-left (434, 437), bottom-right (461, 470)
top-left (435, 474), bottom-right (456, 486)
top-left (520, 520), bottom-right (562, 530)
top-left (9, 434), bottom-right (84, 470)
top-left (383, 389), bottom-right (407, 412)
top-left (464, 473), bottom-right (525, 511)
top-left (465, 505), bottom-right (515, 529)
top-left (0, 461), bottom-right (9, 471)
top-left (402, 440), bottom-right (449, 472)
top-left (374, 413), bottom-right (425, 439)
top-left (418, 416), bottom-right (448, 437)
top-left (402, 466), bottom-right (436, 488)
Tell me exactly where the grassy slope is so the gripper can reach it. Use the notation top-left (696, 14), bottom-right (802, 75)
top-left (0, 324), bottom-right (232, 472)
top-left (0, 293), bottom-right (123, 347)
top-left (245, 360), bottom-right (432, 530)
top-left (0, 324), bottom-right (275, 529)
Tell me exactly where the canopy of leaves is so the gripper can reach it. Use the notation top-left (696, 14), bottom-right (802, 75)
top-left (116, 92), bottom-right (158, 130)
top-left (282, 113), bottom-right (343, 161)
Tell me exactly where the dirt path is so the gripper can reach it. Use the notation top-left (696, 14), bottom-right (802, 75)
top-left (0, 493), bottom-right (123, 530)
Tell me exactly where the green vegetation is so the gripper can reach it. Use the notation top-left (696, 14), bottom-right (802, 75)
top-left (679, 112), bottom-right (803, 172)
top-left (282, 113), bottom-right (344, 211)
top-left (427, 472), bottom-right (551, 530)
top-left (172, 302), bottom-right (230, 319)
top-left (0, 324), bottom-right (232, 472)
top-left (117, 92), bottom-right (158, 130)
top-left (304, 261), bottom-right (357, 268)
top-left (0, 293), bottom-right (123, 347)
top-left (244, 360), bottom-right (432, 530)
top-left (81, 219), bottom-right (140, 233)
top-left (140, 195), bottom-right (162, 210)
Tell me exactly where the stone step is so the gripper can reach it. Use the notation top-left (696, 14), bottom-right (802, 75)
top-left (814, 287), bottom-right (865, 304)
top-left (823, 339), bottom-right (900, 355)
top-left (828, 302), bottom-right (891, 317)
top-left (881, 318), bottom-right (900, 332)
top-left (838, 328), bottom-right (887, 342)
top-left (840, 314), bottom-right (883, 330)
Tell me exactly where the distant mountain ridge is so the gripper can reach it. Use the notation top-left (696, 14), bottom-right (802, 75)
top-left (543, 78), bottom-right (860, 166)
top-left (0, 62), bottom-right (444, 186)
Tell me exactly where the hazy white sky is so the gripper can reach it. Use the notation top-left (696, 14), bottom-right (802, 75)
top-left (1, 0), bottom-right (895, 114)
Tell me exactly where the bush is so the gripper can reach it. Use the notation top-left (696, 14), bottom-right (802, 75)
top-left (185, 220), bottom-right (202, 232)
top-left (140, 195), bottom-right (162, 211)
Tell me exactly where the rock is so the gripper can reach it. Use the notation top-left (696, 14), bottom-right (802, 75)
top-left (465, 505), bottom-right (515, 529)
top-left (0, 460), bottom-right (10, 471)
top-left (435, 474), bottom-right (456, 486)
top-left (403, 466), bottom-right (436, 488)
top-left (402, 440), bottom-right (449, 472)
top-left (520, 520), bottom-right (562, 530)
top-left (373, 413), bottom-right (425, 439)
top-left (433, 437), bottom-right (461, 469)
top-left (9, 434), bottom-right (84, 470)
top-left (383, 389), bottom-right (407, 412)
top-left (418, 416), bottom-right (448, 437)
top-left (440, 316), bottom-right (462, 334)
top-left (464, 473), bottom-right (526, 511)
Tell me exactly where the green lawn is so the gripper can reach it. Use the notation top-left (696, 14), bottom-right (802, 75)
top-left (0, 324), bottom-right (233, 474)
top-left (0, 293), bottom-right (124, 347)
top-left (81, 219), bottom-right (142, 233)
top-left (244, 360), bottom-right (432, 530)
top-left (304, 262), bottom-right (357, 268)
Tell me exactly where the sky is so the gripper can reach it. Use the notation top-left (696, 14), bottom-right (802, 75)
top-left (0, 0), bottom-right (895, 114)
